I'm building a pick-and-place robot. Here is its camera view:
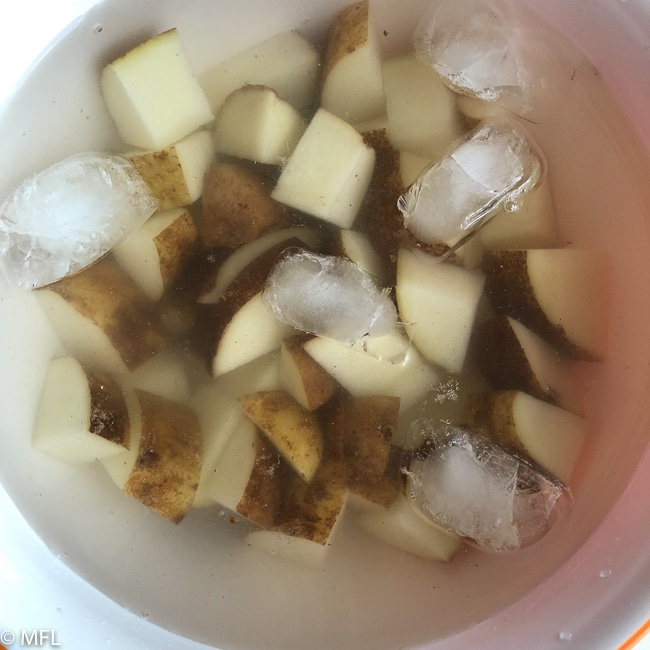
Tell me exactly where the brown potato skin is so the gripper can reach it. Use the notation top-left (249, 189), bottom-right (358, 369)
top-left (321, 0), bottom-right (369, 83)
top-left (154, 208), bottom-right (199, 289)
top-left (472, 315), bottom-right (560, 405)
top-left (200, 162), bottom-right (289, 248)
top-left (125, 390), bottom-right (202, 523)
top-left (43, 256), bottom-right (168, 371)
top-left (86, 366), bottom-right (131, 447)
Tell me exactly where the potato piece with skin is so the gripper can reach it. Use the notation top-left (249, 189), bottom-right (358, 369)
top-left (482, 249), bottom-right (606, 360)
top-left (358, 492), bottom-right (462, 562)
top-left (101, 389), bottom-right (202, 523)
top-left (190, 239), bottom-right (305, 376)
top-left (396, 247), bottom-right (485, 373)
top-left (280, 335), bottom-right (338, 411)
top-left (35, 256), bottom-right (168, 375)
top-left (467, 390), bottom-right (586, 484)
top-left (271, 108), bottom-right (376, 229)
top-left (473, 315), bottom-right (582, 413)
top-left (32, 356), bottom-right (130, 463)
top-left (214, 85), bottom-right (306, 165)
top-left (198, 227), bottom-right (320, 304)
top-left (320, 0), bottom-right (385, 124)
top-left (199, 30), bottom-right (320, 115)
top-left (191, 352), bottom-right (281, 508)
top-left (125, 129), bottom-right (216, 210)
top-left (303, 329), bottom-right (440, 411)
top-left (101, 29), bottom-right (214, 150)
top-left (112, 207), bottom-right (199, 302)
top-left (200, 162), bottom-right (290, 248)
top-left (382, 54), bottom-right (466, 160)
top-left (355, 129), bottom-right (407, 285)
top-left (239, 390), bottom-right (324, 483)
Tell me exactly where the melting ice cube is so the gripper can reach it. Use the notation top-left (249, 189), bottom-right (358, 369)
top-left (0, 152), bottom-right (158, 289)
top-left (397, 118), bottom-right (543, 251)
top-left (405, 422), bottom-right (568, 552)
top-left (262, 249), bottom-right (397, 344)
top-left (413, 0), bottom-right (557, 117)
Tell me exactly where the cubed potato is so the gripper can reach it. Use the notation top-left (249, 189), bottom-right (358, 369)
top-left (112, 207), bottom-right (199, 302)
top-left (320, 0), bottom-right (386, 124)
top-left (382, 53), bottom-right (465, 160)
top-left (214, 85), bottom-right (306, 165)
top-left (271, 108), bottom-right (376, 229)
top-left (32, 356), bottom-right (130, 463)
top-left (101, 29), bottom-right (214, 149)
top-left (200, 162), bottom-right (289, 248)
top-left (199, 30), bottom-right (320, 114)
top-left (125, 129), bottom-right (215, 209)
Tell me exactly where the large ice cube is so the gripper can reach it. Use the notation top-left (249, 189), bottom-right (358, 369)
top-left (413, 0), bottom-right (556, 117)
top-left (262, 249), bottom-right (397, 344)
top-left (397, 118), bottom-right (543, 251)
top-left (0, 153), bottom-right (158, 289)
top-left (405, 422), bottom-right (568, 552)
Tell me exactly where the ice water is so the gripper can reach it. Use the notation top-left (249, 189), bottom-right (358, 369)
top-left (1, 1), bottom-right (650, 649)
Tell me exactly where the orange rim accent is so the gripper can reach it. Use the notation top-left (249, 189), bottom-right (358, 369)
top-left (620, 618), bottom-right (650, 649)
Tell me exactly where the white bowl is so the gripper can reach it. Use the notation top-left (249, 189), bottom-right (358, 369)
top-left (2, 1), bottom-right (650, 649)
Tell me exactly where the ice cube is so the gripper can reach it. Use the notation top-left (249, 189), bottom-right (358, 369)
top-left (405, 422), bottom-right (568, 552)
top-left (397, 118), bottom-right (543, 251)
top-left (0, 152), bottom-right (159, 289)
top-left (262, 249), bottom-right (397, 344)
top-left (413, 0), bottom-right (555, 117)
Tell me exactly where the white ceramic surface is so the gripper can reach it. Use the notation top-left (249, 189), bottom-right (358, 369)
top-left (2, 1), bottom-right (650, 649)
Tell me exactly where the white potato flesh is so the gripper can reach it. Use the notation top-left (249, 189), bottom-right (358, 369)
top-left (303, 329), bottom-right (440, 411)
top-left (400, 150), bottom-right (432, 188)
top-left (212, 293), bottom-right (295, 376)
top-left (198, 227), bottom-right (319, 305)
top-left (101, 29), bottom-right (214, 149)
top-left (214, 85), bottom-right (306, 165)
top-left (382, 54), bottom-right (465, 160)
top-left (320, 2), bottom-right (385, 124)
top-left (528, 249), bottom-right (605, 360)
top-left (126, 129), bottom-right (216, 210)
top-left (32, 357), bottom-right (128, 463)
top-left (118, 348), bottom-right (191, 404)
top-left (199, 30), bottom-right (320, 114)
top-left (35, 291), bottom-right (130, 375)
top-left (271, 108), bottom-right (376, 229)
top-left (112, 207), bottom-right (195, 302)
top-left (397, 248), bottom-right (485, 373)
top-left (191, 352), bottom-right (281, 507)
top-left (509, 391), bottom-right (586, 484)
top-left (358, 493), bottom-right (462, 562)
top-left (337, 229), bottom-right (386, 281)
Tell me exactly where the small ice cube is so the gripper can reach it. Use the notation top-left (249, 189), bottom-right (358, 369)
top-left (405, 422), bottom-right (568, 552)
top-left (397, 118), bottom-right (543, 250)
top-left (0, 152), bottom-right (158, 289)
top-left (262, 249), bottom-right (397, 344)
top-left (413, 0), bottom-right (550, 116)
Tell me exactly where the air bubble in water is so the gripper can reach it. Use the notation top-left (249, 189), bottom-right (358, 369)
top-left (599, 568), bottom-right (612, 578)
top-left (558, 631), bottom-right (573, 641)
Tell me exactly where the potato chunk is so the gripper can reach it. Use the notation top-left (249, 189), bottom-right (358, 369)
top-left (101, 29), bottom-right (213, 149)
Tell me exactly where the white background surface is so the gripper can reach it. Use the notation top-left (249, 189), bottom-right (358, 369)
top-left (1, 1), bottom-right (650, 649)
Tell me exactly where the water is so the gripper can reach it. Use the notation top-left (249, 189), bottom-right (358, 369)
top-left (1, 1), bottom-right (650, 649)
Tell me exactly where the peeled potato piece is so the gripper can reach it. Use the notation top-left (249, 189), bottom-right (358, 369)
top-left (214, 85), bottom-right (306, 165)
top-left (32, 356), bottom-right (130, 463)
top-left (358, 492), bottom-right (462, 562)
top-left (112, 207), bottom-right (198, 302)
top-left (239, 390), bottom-right (324, 483)
top-left (101, 389), bottom-right (202, 523)
top-left (35, 256), bottom-right (168, 375)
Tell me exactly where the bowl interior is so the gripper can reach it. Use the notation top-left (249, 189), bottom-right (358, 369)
top-left (1, 1), bottom-right (650, 649)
